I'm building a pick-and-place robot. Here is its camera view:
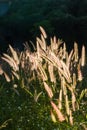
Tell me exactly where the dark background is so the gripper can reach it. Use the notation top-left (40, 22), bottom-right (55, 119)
top-left (0, 0), bottom-right (87, 52)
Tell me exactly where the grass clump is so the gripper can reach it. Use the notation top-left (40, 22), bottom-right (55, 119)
top-left (0, 27), bottom-right (87, 129)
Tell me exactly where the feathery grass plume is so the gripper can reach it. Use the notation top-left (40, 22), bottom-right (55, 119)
top-left (36, 37), bottom-right (42, 46)
top-left (12, 70), bottom-right (19, 80)
top-left (57, 60), bottom-right (72, 84)
top-left (49, 51), bottom-right (62, 68)
top-left (24, 42), bottom-right (31, 51)
top-left (53, 36), bottom-right (56, 44)
top-left (41, 34), bottom-right (47, 51)
top-left (61, 77), bottom-right (71, 115)
top-left (3, 72), bottom-right (11, 82)
top-left (57, 39), bottom-right (63, 49)
top-left (28, 53), bottom-right (39, 71)
top-left (22, 51), bottom-right (37, 75)
top-left (81, 45), bottom-right (85, 66)
top-left (36, 37), bottom-right (46, 51)
top-left (50, 37), bottom-right (63, 55)
top-left (66, 83), bottom-right (73, 93)
top-left (43, 82), bottom-right (53, 98)
top-left (9, 45), bottom-right (19, 65)
top-left (60, 60), bottom-right (72, 83)
top-left (66, 50), bottom-right (73, 69)
top-left (2, 53), bottom-right (15, 65)
top-left (69, 110), bottom-right (73, 125)
top-left (58, 47), bottom-right (63, 58)
top-left (51, 110), bottom-right (57, 123)
top-left (72, 73), bottom-right (77, 89)
top-left (58, 89), bottom-right (62, 110)
top-left (62, 43), bottom-right (66, 59)
top-left (65, 95), bottom-right (70, 115)
top-left (36, 40), bottom-right (41, 58)
top-left (74, 42), bottom-right (78, 62)
top-left (77, 62), bottom-right (83, 81)
top-left (40, 52), bottom-right (55, 66)
top-left (39, 26), bottom-right (47, 39)
top-left (50, 36), bottom-right (58, 51)
top-left (0, 66), bottom-right (3, 75)
top-left (61, 77), bottom-right (67, 96)
top-left (50, 50), bottom-right (70, 71)
top-left (38, 64), bottom-right (48, 81)
top-left (71, 92), bottom-right (76, 111)
top-left (48, 64), bottom-right (56, 83)
top-left (19, 52), bottom-right (25, 69)
top-left (79, 89), bottom-right (87, 101)
top-left (40, 50), bottom-right (61, 68)
top-left (2, 54), bottom-right (19, 71)
top-left (51, 101), bottom-right (65, 122)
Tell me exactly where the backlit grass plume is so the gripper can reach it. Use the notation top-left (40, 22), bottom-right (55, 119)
top-left (0, 26), bottom-right (87, 127)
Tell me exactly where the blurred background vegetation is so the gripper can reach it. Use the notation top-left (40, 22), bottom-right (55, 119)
top-left (0, 0), bottom-right (87, 52)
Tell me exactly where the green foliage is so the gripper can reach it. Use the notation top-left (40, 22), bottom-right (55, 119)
top-left (0, 82), bottom-right (87, 130)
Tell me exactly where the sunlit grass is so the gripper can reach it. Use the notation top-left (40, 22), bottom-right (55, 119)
top-left (0, 27), bottom-right (87, 129)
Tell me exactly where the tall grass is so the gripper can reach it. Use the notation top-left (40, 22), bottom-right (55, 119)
top-left (0, 27), bottom-right (87, 128)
